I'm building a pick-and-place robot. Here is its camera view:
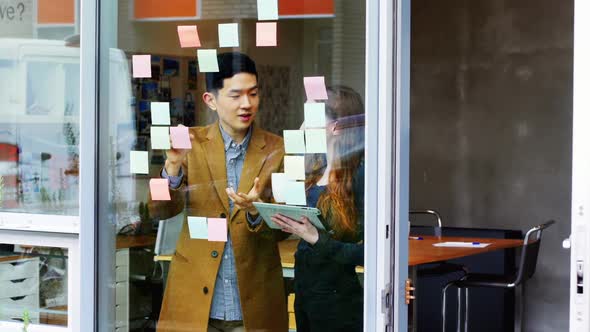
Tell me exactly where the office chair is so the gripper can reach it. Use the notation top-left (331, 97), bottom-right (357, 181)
top-left (442, 220), bottom-right (555, 332)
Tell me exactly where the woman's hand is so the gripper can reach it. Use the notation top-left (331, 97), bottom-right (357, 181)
top-left (271, 214), bottom-right (320, 245)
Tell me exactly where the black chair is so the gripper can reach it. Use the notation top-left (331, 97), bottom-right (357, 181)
top-left (442, 220), bottom-right (555, 332)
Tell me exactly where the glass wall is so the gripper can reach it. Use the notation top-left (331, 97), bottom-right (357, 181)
top-left (98, 0), bottom-right (370, 331)
top-left (0, 0), bottom-right (80, 330)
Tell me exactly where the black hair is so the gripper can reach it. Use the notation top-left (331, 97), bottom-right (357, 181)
top-left (205, 52), bottom-right (258, 93)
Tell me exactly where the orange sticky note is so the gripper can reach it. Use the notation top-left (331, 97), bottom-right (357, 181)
top-left (170, 126), bottom-right (192, 149)
top-left (256, 22), bottom-right (277, 47)
top-left (150, 179), bottom-right (171, 201)
top-left (304, 76), bottom-right (328, 101)
top-left (132, 55), bottom-right (151, 78)
top-left (207, 218), bottom-right (228, 242)
top-left (177, 25), bottom-right (201, 48)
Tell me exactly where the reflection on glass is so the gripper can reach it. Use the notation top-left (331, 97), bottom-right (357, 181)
top-left (0, 244), bottom-right (68, 326)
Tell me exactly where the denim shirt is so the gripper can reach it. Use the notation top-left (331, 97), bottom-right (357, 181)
top-left (162, 124), bottom-right (257, 321)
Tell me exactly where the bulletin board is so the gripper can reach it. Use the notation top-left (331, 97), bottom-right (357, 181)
top-left (132, 0), bottom-right (200, 21)
top-left (37, 0), bottom-right (75, 25)
top-left (279, 0), bottom-right (334, 18)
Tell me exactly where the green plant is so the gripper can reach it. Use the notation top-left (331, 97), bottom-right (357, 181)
top-left (22, 309), bottom-right (30, 332)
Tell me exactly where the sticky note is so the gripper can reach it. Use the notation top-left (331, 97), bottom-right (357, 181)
top-left (304, 103), bottom-right (327, 128)
top-left (271, 173), bottom-right (288, 203)
top-left (304, 76), bottom-right (328, 101)
top-left (170, 126), bottom-right (192, 149)
top-left (132, 55), bottom-right (151, 78)
top-left (151, 126), bottom-right (171, 150)
top-left (284, 181), bottom-right (307, 206)
top-left (130, 151), bottom-right (149, 174)
top-left (284, 155), bottom-right (305, 180)
top-left (150, 179), bottom-right (171, 201)
top-left (283, 130), bottom-right (306, 154)
top-left (208, 218), bottom-right (228, 242)
top-left (218, 23), bottom-right (239, 48)
top-left (256, 22), bottom-right (277, 47)
top-left (177, 25), bottom-right (201, 48)
top-left (257, 0), bottom-right (278, 20)
top-left (197, 49), bottom-right (219, 72)
top-left (305, 129), bottom-right (328, 153)
top-left (188, 217), bottom-right (208, 239)
top-left (151, 102), bottom-right (170, 125)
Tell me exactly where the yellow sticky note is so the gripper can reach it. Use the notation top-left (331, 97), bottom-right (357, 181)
top-left (151, 126), bottom-right (171, 150)
top-left (197, 49), bottom-right (219, 72)
top-left (177, 25), bottom-right (201, 48)
top-left (271, 173), bottom-right (288, 203)
top-left (151, 102), bottom-right (170, 125)
top-left (284, 156), bottom-right (305, 180)
top-left (129, 151), bottom-right (148, 174)
top-left (305, 129), bottom-right (327, 154)
top-left (218, 23), bottom-right (239, 48)
top-left (256, 22), bottom-right (277, 47)
top-left (283, 130), bottom-right (306, 154)
top-left (284, 181), bottom-right (307, 206)
top-left (257, 0), bottom-right (278, 20)
top-left (304, 103), bottom-right (326, 128)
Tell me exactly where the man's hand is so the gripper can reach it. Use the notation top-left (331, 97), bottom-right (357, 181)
top-left (226, 177), bottom-right (262, 215)
top-left (164, 125), bottom-right (194, 176)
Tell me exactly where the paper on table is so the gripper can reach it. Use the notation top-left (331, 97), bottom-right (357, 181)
top-left (433, 242), bottom-right (491, 248)
top-left (271, 173), bottom-right (288, 203)
top-left (150, 179), bottom-right (171, 201)
top-left (151, 102), bottom-right (171, 125)
top-left (177, 25), bottom-right (201, 48)
top-left (303, 76), bottom-right (328, 101)
top-left (304, 103), bottom-right (326, 128)
top-left (151, 126), bottom-right (171, 150)
top-left (129, 151), bottom-right (149, 174)
top-left (305, 129), bottom-right (327, 153)
top-left (218, 23), bottom-right (239, 47)
top-left (284, 155), bottom-right (305, 180)
top-left (187, 216), bottom-right (208, 239)
top-left (257, 0), bottom-right (278, 20)
top-left (197, 49), bottom-right (219, 72)
top-left (284, 181), bottom-right (306, 206)
top-left (208, 218), bottom-right (228, 242)
top-left (132, 55), bottom-right (151, 78)
top-left (256, 22), bottom-right (277, 47)
top-left (170, 126), bottom-right (192, 149)
top-left (283, 130), bottom-right (306, 154)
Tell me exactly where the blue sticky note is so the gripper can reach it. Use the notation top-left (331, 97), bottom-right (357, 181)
top-left (283, 130), bottom-right (306, 154)
top-left (305, 129), bottom-right (327, 153)
top-left (188, 217), bottom-right (208, 239)
top-left (284, 181), bottom-right (306, 206)
top-left (304, 103), bottom-right (326, 128)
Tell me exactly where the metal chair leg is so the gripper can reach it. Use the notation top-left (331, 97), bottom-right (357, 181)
top-left (464, 288), bottom-right (469, 332)
top-left (442, 282), bottom-right (453, 332)
top-left (457, 287), bottom-right (462, 332)
top-left (520, 282), bottom-right (526, 332)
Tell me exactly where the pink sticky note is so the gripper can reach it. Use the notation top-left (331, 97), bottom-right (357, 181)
top-left (132, 55), bottom-right (151, 78)
top-left (256, 22), bottom-right (277, 47)
top-left (150, 179), bottom-right (171, 201)
top-left (177, 25), bottom-right (201, 48)
top-left (207, 218), bottom-right (228, 242)
top-left (170, 126), bottom-right (192, 149)
top-left (304, 76), bottom-right (328, 101)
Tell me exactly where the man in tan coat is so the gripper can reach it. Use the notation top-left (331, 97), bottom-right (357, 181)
top-left (150, 52), bottom-right (288, 331)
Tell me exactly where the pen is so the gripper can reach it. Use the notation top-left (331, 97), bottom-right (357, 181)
top-left (472, 242), bottom-right (480, 245)
top-left (409, 236), bottom-right (423, 240)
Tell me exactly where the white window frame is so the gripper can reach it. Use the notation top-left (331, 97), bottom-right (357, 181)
top-left (0, 230), bottom-right (80, 332)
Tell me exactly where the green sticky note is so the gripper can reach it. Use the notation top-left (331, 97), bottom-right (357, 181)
top-left (188, 216), bottom-right (208, 239)
top-left (129, 151), bottom-right (148, 174)
top-left (305, 129), bottom-right (327, 154)
top-left (304, 103), bottom-right (326, 128)
top-left (271, 173), bottom-right (288, 203)
top-left (197, 49), bottom-right (219, 72)
top-left (284, 181), bottom-right (307, 206)
top-left (151, 102), bottom-right (171, 125)
top-left (284, 155), bottom-right (305, 180)
top-left (151, 126), bottom-right (171, 150)
top-left (257, 0), bottom-right (278, 20)
top-left (284, 130), bottom-right (306, 154)
top-left (218, 23), bottom-right (239, 48)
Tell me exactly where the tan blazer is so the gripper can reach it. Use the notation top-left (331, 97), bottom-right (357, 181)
top-left (149, 122), bottom-right (288, 332)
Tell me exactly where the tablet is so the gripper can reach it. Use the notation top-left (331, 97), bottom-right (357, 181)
top-left (252, 202), bottom-right (326, 230)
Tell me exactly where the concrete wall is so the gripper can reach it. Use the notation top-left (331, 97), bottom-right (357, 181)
top-left (410, 0), bottom-right (573, 330)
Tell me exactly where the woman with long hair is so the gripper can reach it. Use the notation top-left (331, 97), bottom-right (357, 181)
top-left (272, 85), bottom-right (365, 332)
